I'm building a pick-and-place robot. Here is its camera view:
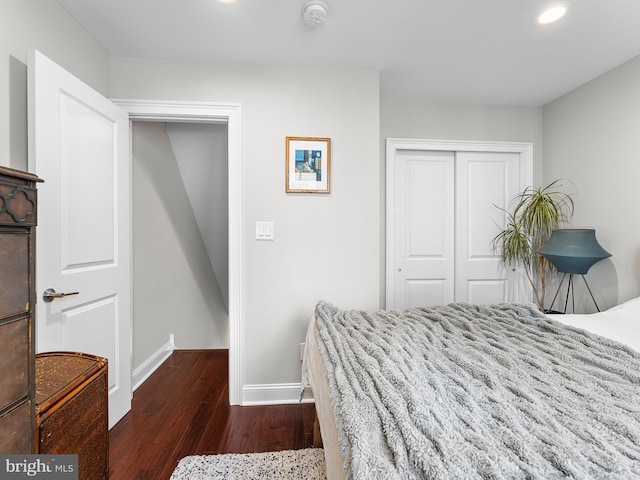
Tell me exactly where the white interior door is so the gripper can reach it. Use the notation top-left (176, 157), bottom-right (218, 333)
top-left (392, 149), bottom-right (455, 307)
top-left (455, 151), bottom-right (521, 303)
top-left (28, 50), bottom-right (132, 428)
top-left (387, 139), bottom-right (532, 310)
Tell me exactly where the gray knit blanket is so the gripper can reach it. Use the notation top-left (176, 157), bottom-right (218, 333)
top-left (313, 301), bottom-right (640, 480)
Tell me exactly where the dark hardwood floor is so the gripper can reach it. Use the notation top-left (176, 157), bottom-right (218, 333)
top-left (108, 350), bottom-right (316, 479)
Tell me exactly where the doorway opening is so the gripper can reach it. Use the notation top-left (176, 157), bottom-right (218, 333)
top-left (131, 120), bottom-right (229, 372)
top-left (115, 100), bottom-right (243, 406)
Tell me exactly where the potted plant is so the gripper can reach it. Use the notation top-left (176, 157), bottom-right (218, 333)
top-left (492, 179), bottom-right (574, 310)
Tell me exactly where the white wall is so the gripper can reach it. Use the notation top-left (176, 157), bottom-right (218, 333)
top-left (543, 55), bottom-right (640, 310)
top-left (381, 101), bottom-right (544, 184)
top-left (1, 0), bottom-right (109, 170)
top-left (132, 122), bottom-right (228, 368)
top-left (111, 58), bottom-right (381, 394)
top-left (167, 123), bottom-right (229, 310)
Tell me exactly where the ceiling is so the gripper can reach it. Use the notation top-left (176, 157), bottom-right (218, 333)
top-left (55, 0), bottom-right (640, 106)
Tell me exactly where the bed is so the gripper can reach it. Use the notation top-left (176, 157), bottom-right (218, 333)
top-left (302, 298), bottom-right (640, 480)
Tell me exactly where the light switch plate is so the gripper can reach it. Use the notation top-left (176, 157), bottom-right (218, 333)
top-left (256, 221), bottom-right (274, 240)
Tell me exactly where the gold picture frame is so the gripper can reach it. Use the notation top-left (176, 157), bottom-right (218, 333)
top-left (285, 136), bottom-right (331, 193)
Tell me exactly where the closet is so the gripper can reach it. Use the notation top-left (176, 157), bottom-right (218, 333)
top-left (386, 139), bottom-right (532, 309)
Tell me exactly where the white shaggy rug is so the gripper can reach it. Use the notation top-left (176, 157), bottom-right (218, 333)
top-left (170, 448), bottom-right (327, 480)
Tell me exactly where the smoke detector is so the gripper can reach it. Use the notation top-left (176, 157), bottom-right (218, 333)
top-left (303, 1), bottom-right (328, 26)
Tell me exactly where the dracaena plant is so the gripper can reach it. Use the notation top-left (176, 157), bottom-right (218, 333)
top-left (492, 179), bottom-right (574, 310)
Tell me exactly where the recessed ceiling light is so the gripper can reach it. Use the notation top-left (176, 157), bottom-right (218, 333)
top-left (216, 0), bottom-right (238, 4)
top-left (537, 4), bottom-right (568, 25)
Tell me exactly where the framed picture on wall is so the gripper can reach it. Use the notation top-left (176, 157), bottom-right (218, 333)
top-left (285, 136), bottom-right (331, 193)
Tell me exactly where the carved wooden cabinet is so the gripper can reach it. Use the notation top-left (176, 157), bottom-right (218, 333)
top-left (0, 166), bottom-right (42, 453)
top-left (36, 352), bottom-right (109, 480)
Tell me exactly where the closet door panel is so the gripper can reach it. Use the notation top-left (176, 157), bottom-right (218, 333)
top-left (386, 139), bottom-right (532, 310)
top-left (455, 151), bottom-right (520, 303)
top-left (393, 149), bottom-right (455, 308)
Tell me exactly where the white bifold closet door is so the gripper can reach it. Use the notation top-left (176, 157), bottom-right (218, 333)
top-left (387, 139), bottom-right (531, 310)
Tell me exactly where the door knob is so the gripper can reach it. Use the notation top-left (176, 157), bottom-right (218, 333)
top-left (42, 288), bottom-right (79, 303)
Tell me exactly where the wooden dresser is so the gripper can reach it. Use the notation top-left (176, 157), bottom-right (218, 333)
top-left (36, 352), bottom-right (109, 480)
top-left (0, 166), bottom-right (42, 453)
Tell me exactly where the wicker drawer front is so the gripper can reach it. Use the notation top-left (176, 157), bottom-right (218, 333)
top-left (0, 401), bottom-right (31, 453)
top-left (36, 353), bottom-right (108, 480)
top-left (0, 317), bottom-right (29, 408)
top-left (0, 233), bottom-right (29, 319)
top-left (39, 374), bottom-right (108, 480)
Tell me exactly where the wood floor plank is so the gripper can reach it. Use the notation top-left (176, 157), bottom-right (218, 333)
top-left (108, 350), bottom-right (314, 479)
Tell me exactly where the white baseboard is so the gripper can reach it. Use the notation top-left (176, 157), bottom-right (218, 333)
top-left (133, 340), bottom-right (316, 405)
top-left (242, 382), bottom-right (315, 405)
top-left (132, 334), bottom-right (175, 391)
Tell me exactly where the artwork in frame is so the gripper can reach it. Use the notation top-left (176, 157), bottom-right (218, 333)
top-left (285, 136), bottom-right (331, 193)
